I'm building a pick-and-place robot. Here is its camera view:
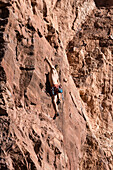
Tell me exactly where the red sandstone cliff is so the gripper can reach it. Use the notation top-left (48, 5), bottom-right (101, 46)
top-left (0, 0), bottom-right (113, 170)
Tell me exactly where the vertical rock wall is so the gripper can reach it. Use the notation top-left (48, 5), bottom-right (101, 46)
top-left (0, 0), bottom-right (113, 170)
top-left (66, 2), bottom-right (113, 170)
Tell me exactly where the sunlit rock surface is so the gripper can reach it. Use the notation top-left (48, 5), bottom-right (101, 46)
top-left (0, 0), bottom-right (113, 169)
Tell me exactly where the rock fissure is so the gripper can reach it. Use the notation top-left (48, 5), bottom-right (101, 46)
top-left (0, 0), bottom-right (113, 169)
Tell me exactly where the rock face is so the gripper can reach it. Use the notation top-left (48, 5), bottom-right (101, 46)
top-left (0, 0), bottom-right (113, 170)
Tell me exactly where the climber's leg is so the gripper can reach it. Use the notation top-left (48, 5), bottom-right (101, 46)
top-left (52, 95), bottom-right (59, 119)
top-left (57, 93), bottom-right (61, 105)
top-left (52, 95), bottom-right (59, 113)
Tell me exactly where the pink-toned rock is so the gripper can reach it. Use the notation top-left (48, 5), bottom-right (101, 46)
top-left (0, 0), bottom-right (113, 170)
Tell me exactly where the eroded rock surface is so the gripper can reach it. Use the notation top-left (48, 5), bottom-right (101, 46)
top-left (0, 0), bottom-right (113, 170)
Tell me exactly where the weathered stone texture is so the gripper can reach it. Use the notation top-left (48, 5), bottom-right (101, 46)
top-left (0, 0), bottom-right (113, 170)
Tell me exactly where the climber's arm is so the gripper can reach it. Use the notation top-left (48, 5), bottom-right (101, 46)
top-left (45, 57), bottom-right (54, 69)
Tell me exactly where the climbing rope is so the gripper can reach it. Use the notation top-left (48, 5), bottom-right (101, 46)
top-left (60, 90), bottom-right (68, 169)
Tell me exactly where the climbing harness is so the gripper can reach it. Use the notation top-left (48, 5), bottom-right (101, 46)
top-left (51, 84), bottom-right (63, 96)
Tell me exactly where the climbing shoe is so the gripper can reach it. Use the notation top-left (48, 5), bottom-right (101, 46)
top-left (56, 112), bottom-right (59, 116)
top-left (53, 112), bottom-right (59, 120)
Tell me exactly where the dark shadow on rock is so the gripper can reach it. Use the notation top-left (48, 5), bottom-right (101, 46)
top-left (0, 107), bottom-right (8, 116)
top-left (94, 0), bottom-right (113, 7)
top-left (0, 66), bottom-right (7, 82)
top-left (19, 56), bottom-right (35, 92)
top-left (0, 1), bottom-right (11, 8)
top-left (45, 73), bottom-right (52, 96)
top-left (18, 56), bottom-right (35, 110)
top-left (0, 3), bottom-right (9, 90)
top-left (34, 139), bottom-right (42, 154)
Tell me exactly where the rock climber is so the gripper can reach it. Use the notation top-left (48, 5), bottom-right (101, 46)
top-left (45, 56), bottom-right (63, 119)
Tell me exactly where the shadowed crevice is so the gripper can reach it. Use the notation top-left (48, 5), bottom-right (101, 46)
top-left (94, 0), bottom-right (113, 7)
top-left (0, 107), bottom-right (8, 116)
top-left (0, 1), bottom-right (11, 8)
